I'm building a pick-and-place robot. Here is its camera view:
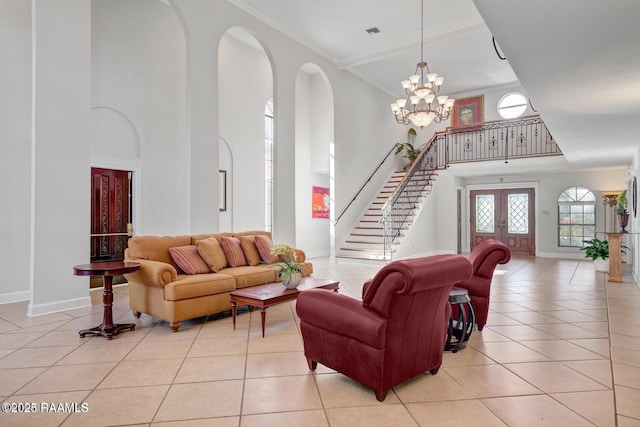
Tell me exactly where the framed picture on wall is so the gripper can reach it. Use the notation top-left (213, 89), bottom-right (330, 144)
top-left (452, 95), bottom-right (484, 127)
top-left (219, 170), bottom-right (227, 212)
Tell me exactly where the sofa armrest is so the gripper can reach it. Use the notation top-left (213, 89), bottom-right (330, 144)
top-left (296, 289), bottom-right (386, 349)
top-left (294, 248), bottom-right (306, 262)
top-left (123, 259), bottom-right (177, 288)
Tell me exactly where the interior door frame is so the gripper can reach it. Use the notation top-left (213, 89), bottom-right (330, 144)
top-left (92, 161), bottom-right (142, 237)
top-left (464, 181), bottom-right (539, 255)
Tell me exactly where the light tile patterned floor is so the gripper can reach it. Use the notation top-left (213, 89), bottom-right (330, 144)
top-left (1, 256), bottom-right (639, 426)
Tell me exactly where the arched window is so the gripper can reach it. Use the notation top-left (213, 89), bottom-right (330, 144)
top-left (558, 186), bottom-right (596, 247)
top-left (265, 98), bottom-right (274, 232)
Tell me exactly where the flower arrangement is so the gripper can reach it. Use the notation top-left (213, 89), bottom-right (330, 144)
top-left (271, 244), bottom-right (304, 284)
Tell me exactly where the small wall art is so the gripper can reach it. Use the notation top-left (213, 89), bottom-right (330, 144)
top-left (312, 186), bottom-right (330, 218)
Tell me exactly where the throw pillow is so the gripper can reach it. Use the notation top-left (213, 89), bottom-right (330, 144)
top-left (254, 234), bottom-right (278, 263)
top-left (169, 245), bottom-right (211, 274)
top-left (220, 236), bottom-right (248, 267)
top-left (239, 235), bottom-right (261, 266)
top-left (196, 237), bottom-right (228, 272)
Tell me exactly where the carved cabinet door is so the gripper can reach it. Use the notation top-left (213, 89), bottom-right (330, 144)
top-left (90, 168), bottom-right (132, 262)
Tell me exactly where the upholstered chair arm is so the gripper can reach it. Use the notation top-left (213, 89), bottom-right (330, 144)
top-left (293, 248), bottom-right (306, 262)
top-left (297, 289), bottom-right (386, 349)
top-left (361, 279), bottom-right (373, 299)
top-left (123, 259), bottom-right (178, 288)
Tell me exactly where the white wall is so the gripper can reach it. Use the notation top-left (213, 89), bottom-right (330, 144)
top-left (30, 0), bottom-right (92, 313)
top-left (0, 0), bottom-right (31, 302)
top-left (218, 32), bottom-right (272, 233)
top-left (92, 0), bottom-right (188, 236)
top-left (295, 68), bottom-right (332, 257)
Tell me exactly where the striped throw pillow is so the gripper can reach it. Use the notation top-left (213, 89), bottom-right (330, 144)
top-left (220, 236), bottom-right (248, 267)
top-left (254, 234), bottom-right (278, 263)
top-left (169, 245), bottom-right (211, 274)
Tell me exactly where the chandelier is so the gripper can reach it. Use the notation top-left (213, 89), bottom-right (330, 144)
top-left (390, 0), bottom-right (454, 128)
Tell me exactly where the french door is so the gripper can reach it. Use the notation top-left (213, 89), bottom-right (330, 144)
top-left (90, 168), bottom-right (133, 262)
top-left (470, 188), bottom-right (535, 255)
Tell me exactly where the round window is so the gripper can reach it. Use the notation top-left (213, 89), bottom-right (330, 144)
top-left (497, 92), bottom-right (527, 119)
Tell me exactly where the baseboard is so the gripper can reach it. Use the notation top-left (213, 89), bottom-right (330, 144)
top-left (305, 250), bottom-right (330, 259)
top-left (0, 290), bottom-right (30, 305)
top-left (28, 296), bottom-right (92, 317)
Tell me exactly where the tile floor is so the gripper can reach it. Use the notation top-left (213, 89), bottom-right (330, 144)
top-left (0, 256), bottom-right (639, 426)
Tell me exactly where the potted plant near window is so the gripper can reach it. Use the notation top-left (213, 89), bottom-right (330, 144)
top-left (582, 238), bottom-right (610, 272)
top-left (617, 190), bottom-right (629, 232)
top-left (582, 237), bottom-right (628, 272)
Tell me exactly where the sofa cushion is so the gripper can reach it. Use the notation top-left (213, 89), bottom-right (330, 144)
top-left (220, 236), bottom-right (248, 267)
top-left (169, 245), bottom-right (211, 275)
top-left (254, 234), bottom-right (278, 263)
top-left (222, 265), bottom-right (276, 289)
top-left (196, 237), bottom-right (228, 272)
top-left (128, 235), bottom-right (192, 270)
top-left (239, 236), bottom-right (261, 266)
top-left (164, 273), bottom-right (236, 301)
top-left (190, 233), bottom-right (233, 245)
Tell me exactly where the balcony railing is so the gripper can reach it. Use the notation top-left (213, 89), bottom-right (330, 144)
top-left (381, 115), bottom-right (561, 260)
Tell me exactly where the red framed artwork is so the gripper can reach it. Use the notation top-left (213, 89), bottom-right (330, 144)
top-left (451, 95), bottom-right (484, 127)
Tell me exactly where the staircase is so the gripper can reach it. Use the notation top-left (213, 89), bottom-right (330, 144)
top-left (337, 169), bottom-right (435, 260)
top-left (334, 115), bottom-right (562, 262)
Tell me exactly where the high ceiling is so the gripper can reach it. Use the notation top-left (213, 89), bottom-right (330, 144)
top-left (228, 0), bottom-right (640, 169)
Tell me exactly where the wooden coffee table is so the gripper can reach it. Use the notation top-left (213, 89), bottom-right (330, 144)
top-left (230, 277), bottom-right (339, 337)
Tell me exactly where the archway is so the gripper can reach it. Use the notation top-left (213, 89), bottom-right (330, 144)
top-left (295, 64), bottom-right (335, 257)
top-left (218, 28), bottom-right (274, 232)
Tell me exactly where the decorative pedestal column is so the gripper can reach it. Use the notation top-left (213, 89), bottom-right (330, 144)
top-left (607, 233), bottom-right (622, 283)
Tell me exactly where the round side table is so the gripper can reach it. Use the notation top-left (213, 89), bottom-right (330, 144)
top-left (445, 286), bottom-right (476, 352)
top-left (73, 261), bottom-right (140, 340)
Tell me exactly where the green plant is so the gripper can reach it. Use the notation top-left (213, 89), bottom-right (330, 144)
top-left (395, 142), bottom-right (421, 163)
top-left (581, 238), bottom-right (609, 261)
top-left (271, 244), bottom-right (303, 280)
top-left (616, 189), bottom-right (628, 214)
top-left (582, 238), bottom-right (628, 261)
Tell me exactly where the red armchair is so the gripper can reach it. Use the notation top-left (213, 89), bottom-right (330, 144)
top-left (457, 239), bottom-right (511, 331)
top-left (295, 255), bottom-right (472, 401)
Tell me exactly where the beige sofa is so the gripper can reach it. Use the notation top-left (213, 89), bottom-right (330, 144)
top-left (123, 230), bottom-right (312, 331)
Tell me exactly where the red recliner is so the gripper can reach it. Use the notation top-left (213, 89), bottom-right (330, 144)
top-left (456, 239), bottom-right (511, 331)
top-left (295, 254), bottom-right (472, 401)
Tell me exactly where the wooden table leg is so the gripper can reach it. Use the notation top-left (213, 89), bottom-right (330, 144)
top-left (79, 274), bottom-right (135, 340)
top-left (231, 301), bottom-right (237, 330)
top-left (259, 308), bottom-right (267, 338)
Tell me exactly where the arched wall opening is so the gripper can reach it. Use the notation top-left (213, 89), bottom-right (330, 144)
top-left (218, 28), bottom-right (274, 233)
top-left (295, 63), bottom-right (335, 258)
top-left (91, 0), bottom-right (188, 236)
